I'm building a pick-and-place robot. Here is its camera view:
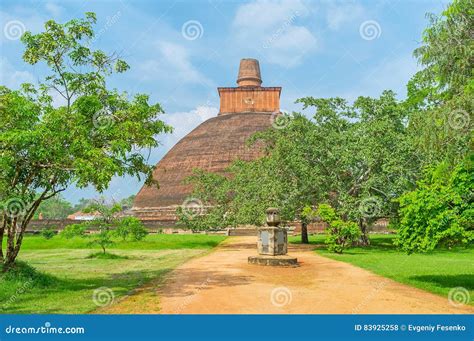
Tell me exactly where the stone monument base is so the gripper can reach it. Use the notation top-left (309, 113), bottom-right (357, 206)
top-left (248, 255), bottom-right (298, 267)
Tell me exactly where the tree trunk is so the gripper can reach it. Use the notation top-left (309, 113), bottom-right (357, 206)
top-left (301, 221), bottom-right (309, 244)
top-left (0, 218), bottom-right (6, 262)
top-left (356, 218), bottom-right (370, 246)
top-left (4, 218), bottom-right (17, 268)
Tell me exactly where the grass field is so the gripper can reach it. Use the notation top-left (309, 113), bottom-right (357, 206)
top-left (0, 234), bottom-right (226, 314)
top-left (290, 234), bottom-right (474, 305)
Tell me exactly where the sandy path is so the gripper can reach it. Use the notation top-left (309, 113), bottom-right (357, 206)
top-left (104, 236), bottom-right (474, 314)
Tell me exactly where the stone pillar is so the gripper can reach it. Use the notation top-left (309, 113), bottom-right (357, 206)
top-left (248, 208), bottom-right (298, 266)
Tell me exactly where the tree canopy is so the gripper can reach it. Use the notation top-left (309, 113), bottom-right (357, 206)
top-left (0, 13), bottom-right (172, 269)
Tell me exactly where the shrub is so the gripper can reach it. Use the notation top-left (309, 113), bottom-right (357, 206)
top-left (396, 157), bottom-right (474, 253)
top-left (41, 227), bottom-right (56, 240)
top-left (61, 224), bottom-right (87, 239)
top-left (89, 228), bottom-right (114, 254)
top-left (318, 204), bottom-right (361, 253)
top-left (115, 217), bottom-right (148, 241)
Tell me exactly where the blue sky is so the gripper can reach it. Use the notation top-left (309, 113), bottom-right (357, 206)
top-left (1, 0), bottom-right (448, 204)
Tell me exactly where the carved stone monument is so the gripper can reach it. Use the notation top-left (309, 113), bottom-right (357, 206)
top-left (248, 208), bottom-right (298, 266)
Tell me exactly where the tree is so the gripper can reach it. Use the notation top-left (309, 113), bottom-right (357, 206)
top-left (405, 0), bottom-right (472, 168)
top-left (395, 0), bottom-right (473, 252)
top-left (83, 198), bottom-right (122, 228)
top-left (180, 93), bottom-right (415, 245)
top-left (396, 154), bottom-right (473, 253)
top-left (72, 198), bottom-right (96, 212)
top-left (315, 204), bottom-right (361, 253)
top-left (60, 224), bottom-right (87, 239)
top-left (0, 13), bottom-right (172, 270)
top-left (89, 228), bottom-right (114, 254)
top-left (296, 92), bottom-right (418, 244)
top-left (34, 195), bottom-right (74, 219)
top-left (118, 195), bottom-right (136, 210)
top-left (115, 216), bottom-right (148, 241)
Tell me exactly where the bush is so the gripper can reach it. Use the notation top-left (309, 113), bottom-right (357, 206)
top-left (89, 228), bottom-right (114, 254)
top-left (40, 227), bottom-right (56, 240)
top-left (115, 217), bottom-right (148, 241)
top-left (318, 204), bottom-right (361, 253)
top-left (61, 224), bottom-right (87, 239)
top-left (396, 156), bottom-right (474, 253)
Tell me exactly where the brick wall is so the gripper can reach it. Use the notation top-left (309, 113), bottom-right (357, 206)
top-left (218, 87), bottom-right (281, 115)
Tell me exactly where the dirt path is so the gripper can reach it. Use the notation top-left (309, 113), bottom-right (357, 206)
top-left (103, 237), bottom-right (474, 314)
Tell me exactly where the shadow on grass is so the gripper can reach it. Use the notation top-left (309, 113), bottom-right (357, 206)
top-left (0, 262), bottom-right (174, 314)
top-left (290, 234), bottom-right (398, 253)
top-left (409, 274), bottom-right (474, 290)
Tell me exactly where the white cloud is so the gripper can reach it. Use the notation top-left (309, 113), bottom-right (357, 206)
top-left (137, 41), bottom-right (213, 87)
top-left (0, 57), bottom-right (35, 89)
top-left (325, 1), bottom-right (365, 31)
top-left (231, 0), bottom-right (317, 67)
top-left (161, 105), bottom-right (218, 148)
top-left (45, 2), bottom-right (63, 17)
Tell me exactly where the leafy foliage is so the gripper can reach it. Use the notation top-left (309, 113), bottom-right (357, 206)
top-left (34, 195), bottom-right (74, 219)
top-left (60, 224), bottom-right (87, 239)
top-left (180, 92), bottom-right (415, 245)
top-left (394, 0), bottom-right (473, 252)
top-left (396, 154), bottom-right (474, 253)
top-left (406, 0), bottom-right (473, 167)
top-left (115, 217), bottom-right (148, 241)
top-left (88, 229), bottom-right (114, 254)
top-left (40, 227), bottom-right (56, 240)
top-left (0, 12), bottom-right (171, 269)
top-left (316, 204), bottom-right (361, 253)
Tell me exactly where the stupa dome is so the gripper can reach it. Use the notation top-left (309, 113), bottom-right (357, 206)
top-left (132, 59), bottom-right (281, 223)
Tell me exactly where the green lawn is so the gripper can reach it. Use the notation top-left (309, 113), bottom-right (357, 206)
top-left (290, 234), bottom-right (474, 305)
top-left (0, 234), bottom-right (226, 314)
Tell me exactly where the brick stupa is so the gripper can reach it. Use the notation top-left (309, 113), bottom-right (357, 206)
top-left (132, 59), bottom-right (281, 224)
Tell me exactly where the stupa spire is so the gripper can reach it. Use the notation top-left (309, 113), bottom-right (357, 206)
top-left (237, 58), bottom-right (262, 87)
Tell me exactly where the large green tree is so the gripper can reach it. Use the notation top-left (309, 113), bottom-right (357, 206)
top-left (179, 91), bottom-right (416, 245)
top-left (0, 13), bottom-right (171, 270)
top-left (396, 0), bottom-right (473, 252)
top-left (405, 0), bottom-right (472, 167)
